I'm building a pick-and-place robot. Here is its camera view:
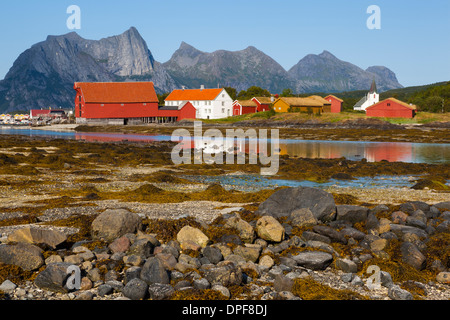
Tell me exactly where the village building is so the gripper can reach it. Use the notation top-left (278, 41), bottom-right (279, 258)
top-left (353, 79), bottom-right (379, 111)
top-left (365, 97), bottom-right (417, 119)
top-left (74, 82), bottom-right (196, 125)
top-left (164, 86), bottom-right (233, 119)
top-left (251, 97), bottom-right (273, 112)
top-left (30, 109), bottom-right (66, 120)
top-left (324, 95), bottom-right (343, 113)
top-left (232, 99), bottom-right (258, 116)
top-left (272, 97), bottom-right (324, 114)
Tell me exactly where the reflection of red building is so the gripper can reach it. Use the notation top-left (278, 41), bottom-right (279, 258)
top-left (74, 82), bottom-right (196, 125)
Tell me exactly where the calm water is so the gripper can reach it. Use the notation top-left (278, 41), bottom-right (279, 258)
top-left (1, 127), bottom-right (449, 164)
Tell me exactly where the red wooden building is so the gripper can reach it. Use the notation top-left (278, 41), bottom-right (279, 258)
top-left (251, 97), bottom-right (273, 112)
top-left (324, 95), bottom-right (343, 113)
top-left (365, 97), bottom-right (417, 119)
top-left (232, 100), bottom-right (258, 115)
top-left (74, 82), bottom-right (196, 124)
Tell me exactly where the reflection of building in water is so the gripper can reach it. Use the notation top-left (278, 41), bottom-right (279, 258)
top-left (279, 141), bottom-right (414, 163)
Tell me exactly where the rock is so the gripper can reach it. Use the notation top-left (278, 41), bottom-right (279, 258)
top-left (34, 262), bottom-right (73, 293)
top-left (0, 243), bottom-right (44, 271)
top-left (379, 271), bottom-right (394, 288)
top-left (259, 255), bottom-right (275, 269)
top-left (108, 236), bottom-right (131, 254)
top-left (312, 225), bottom-right (347, 244)
top-left (122, 278), bottom-right (149, 300)
top-left (7, 227), bottom-right (67, 249)
top-left (388, 285), bottom-right (413, 300)
top-left (400, 201), bottom-right (430, 214)
top-left (292, 251), bottom-right (333, 270)
top-left (176, 226), bottom-right (210, 248)
top-left (0, 280), bottom-right (17, 292)
top-left (233, 244), bottom-right (262, 263)
top-left (155, 253), bottom-right (177, 271)
top-left (334, 258), bottom-right (357, 273)
top-left (340, 227), bottom-right (365, 241)
top-left (436, 272), bottom-right (450, 284)
top-left (434, 201), bottom-right (450, 211)
top-left (274, 274), bottom-right (294, 292)
top-left (361, 235), bottom-right (388, 252)
top-left (401, 242), bottom-right (426, 270)
top-left (301, 230), bottom-right (331, 244)
top-left (255, 216), bottom-right (285, 242)
top-left (45, 254), bottom-right (63, 264)
top-left (97, 284), bottom-right (114, 297)
top-left (336, 205), bottom-right (369, 224)
top-left (148, 283), bottom-right (174, 300)
top-left (140, 257), bottom-right (170, 285)
top-left (193, 278), bottom-right (211, 290)
top-left (212, 284), bottom-right (230, 299)
top-left (91, 209), bottom-right (142, 241)
top-left (256, 186), bottom-right (336, 222)
top-left (391, 211), bottom-right (408, 224)
top-left (202, 246), bottom-right (223, 264)
top-left (74, 291), bottom-right (94, 300)
top-left (202, 261), bottom-right (243, 287)
top-left (224, 215), bottom-right (255, 243)
top-left (406, 216), bottom-right (426, 229)
top-left (127, 238), bottom-right (154, 258)
top-left (289, 208), bottom-right (318, 227)
top-left (390, 224), bottom-right (427, 239)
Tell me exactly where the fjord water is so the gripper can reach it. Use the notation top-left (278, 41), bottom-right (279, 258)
top-left (1, 127), bottom-right (448, 164)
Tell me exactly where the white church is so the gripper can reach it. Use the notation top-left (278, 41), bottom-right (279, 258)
top-left (353, 79), bottom-right (379, 111)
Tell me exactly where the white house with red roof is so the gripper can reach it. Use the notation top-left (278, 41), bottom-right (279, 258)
top-left (165, 85), bottom-right (233, 119)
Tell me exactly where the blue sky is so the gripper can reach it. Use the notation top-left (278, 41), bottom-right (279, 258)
top-left (0, 0), bottom-right (449, 87)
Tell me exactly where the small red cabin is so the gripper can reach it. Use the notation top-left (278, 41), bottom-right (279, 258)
top-left (324, 95), bottom-right (343, 113)
top-left (232, 100), bottom-right (258, 116)
top-left (365, 97), bottom-right (416, 119)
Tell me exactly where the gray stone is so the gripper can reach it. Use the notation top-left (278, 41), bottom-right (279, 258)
top-left (335, 258), bottom-right (358, 273)
top-left (301, 230), bottom-right (331, 244)
top-left (336, 205), bottom-right (369, 224)
top-left (274, 274), bottom-right (294, 292)
top-left (312, 225), bottom-right (347, 244)
top-left (256, 186), bottom-right (336, 222)
top-left (127, 238), bottom-right (154, 258)
top-left (388, 285), bottom-right (413, 300)
top-left (379, 271), bottom-right (394, 288)
top-left (434, 201), bottom-right (450, 211)
top-left (34, 262), bottom-right (73, 293)
top-left (233, 244), bottom-right (262, 263)
top-left (140, 257), bottom-right (170, 285)
top-left (0, 280), bottom-right (17, 292)
top-left (7, 227), bottom-right (67, 249)
top-left (224, 215), bottom-right (255, 243)
top-left (97, 284), bottom-right (114, 297)
top-left (401, 242), bottom-right (426, 270)
top-left (340, 273), bottom-right (354, 283)
top-left (202, 246), bottom-right (223, 264)
top-left (289, 208), bottom-right (318, 227)
top-left (212, 284), bottom-right (230, 299)
top-left (292, 251), bottom-right (333, 270)
top-left (122, 278), bottom-right (148, 300)
top-left (193, 278), bottom-right (211, 290)
top-left (91, 209), bottom-right (142, 241)
top-left (148, 283), bottom-right (174, 300)
top-left (340, 227), bottom-right (365, 241)
top-left (124, 266), bottom-right (142, 284)
top-left (0, 243), bottom-right (44, 271)
top-left (201, 261), bottom-right (243, 286)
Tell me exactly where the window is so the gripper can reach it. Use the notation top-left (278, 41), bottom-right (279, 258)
top-left (222, 108), bottom-right (225, 113)
top-left (222, 101), bottom-right (225, 106)
top-left (387, 103), bottom-right (391, 106)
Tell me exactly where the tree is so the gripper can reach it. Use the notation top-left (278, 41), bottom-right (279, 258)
top-left (281, 88), bottom-right (295, 97)
top-left (157, 93), bottom-right (170, 105)
top-left (224, 87), bottom-right (237, 100)
top-left (237, 86), bottom-right (271, 100)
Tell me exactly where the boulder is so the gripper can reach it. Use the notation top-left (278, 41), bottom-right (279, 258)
top-left (436, 272), bottom-right (450, 284)
top-left (91, 209), bottom-right (142, 241)
top-left (140, 257), bottom-right (170, 285)
top-left (334, 258), bottom-right (357, 273)
top-left (336, 205), bottom-right (369, 224)
top-left (201, 261), bottom-right (242, 287)
top-left (388, 285), bottom-right (413, 300)
top-left (256, 186), bottom-right (336, 222)
top-left (289, 208), bottom-right (318, 227)
top-left (0, 243), bottom-right (44, 271)
top-left (202, 246), bottom-right (223, 264)
top-left (292, 251), bottom-right (333, 270)
top-left (176, 226), bottom-right (210, 248)
top-left (34, 262), bottom-right (73, 293)
top-left (312, 225), bottom-right (347, 244)
top-left (233, 244), bottom-right (262, 263)
top-left (255, 216), bottom-right (285, 242)
top-left (401, 242), bottom-right (426, 270)
top-left (7, 227), bottom-right (67, 249)
top-left (223, 215), bottom-right (255, 243)
top-left (122, 278), bottom-right (149, 300)
top-left (147, 283), bottom-right (174, 300)
top-left (108, 236), bottom-right (131, 254)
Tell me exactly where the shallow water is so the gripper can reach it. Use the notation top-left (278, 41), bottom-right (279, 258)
top-left (1, 127), bottom-right (449, 164)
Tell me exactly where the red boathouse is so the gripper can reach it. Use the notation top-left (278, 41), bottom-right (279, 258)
top-left (74, 82), bottom-right (196, 125)
top-left (365, 97), bottom-right (417, 119)
top-left (324, 95), bottom-right (343, 113)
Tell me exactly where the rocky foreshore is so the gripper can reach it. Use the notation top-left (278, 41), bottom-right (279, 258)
top-left (0, 186), bottom-right (449, 301)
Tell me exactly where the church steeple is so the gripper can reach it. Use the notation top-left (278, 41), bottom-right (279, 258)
top-left (369, 79), bottom-right (377, 93)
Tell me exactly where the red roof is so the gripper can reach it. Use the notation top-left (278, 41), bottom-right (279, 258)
top-left (30, 110), bottom-right (51, 117)
top-left (74, 82), bottom-right (158, 103)
top-left (165, 88), bottom-right (223, 101)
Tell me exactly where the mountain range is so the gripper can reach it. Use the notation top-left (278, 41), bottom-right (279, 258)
top-left (0, 27), bottom-right (403, 112)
